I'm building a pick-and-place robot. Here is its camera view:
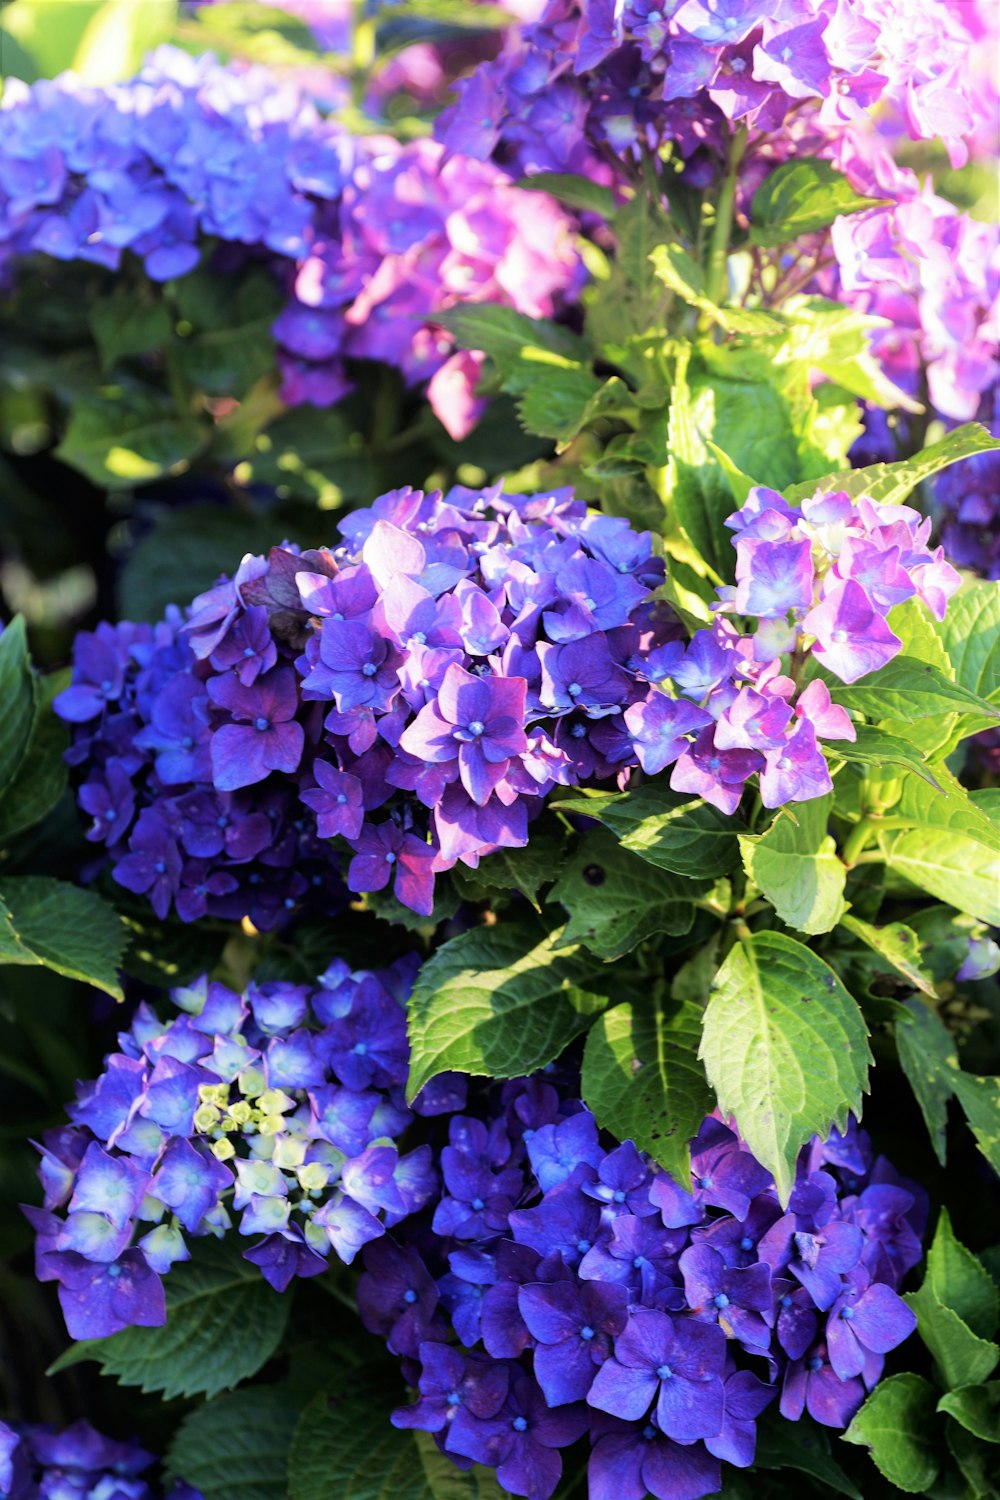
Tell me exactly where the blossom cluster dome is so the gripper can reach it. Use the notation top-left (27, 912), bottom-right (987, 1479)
top-left (0, 47), bottom-right (580, 436)
top-left (436, 0), bottom-right (995, 176)
top-left (55, 478), bottom-right (960, 919)
top-left (27, 958), bottom-right (460, 1337)
top-left (0, 1419), bottom-right (200, 1500)
top-left (360, 1079), bottom-right (922, 1500)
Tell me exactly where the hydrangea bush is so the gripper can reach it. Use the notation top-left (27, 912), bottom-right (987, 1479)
top-left (1, 3), bottom-right (998, 1500)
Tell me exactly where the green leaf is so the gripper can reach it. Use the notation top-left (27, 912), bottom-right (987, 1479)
top-left (945, 1418), bottom-right (996, 1498)
top-left (781, 296), bottom-right (922, 412)
top-left (831, 657), bottom-right (998, 724)
top-left (825, 724), bottom-right (943, 788)
top-left (582, 996), bottom-right (713, 1188)
top-left (895, 1001), bottom-right (957, 1166)
top-left (649, 243), bottom-right (786, 335)
top-left (0, 668), bottom-right (69, 844)
top-left (877, 774), bottom-right (1000, 923)
top-left (588, 192), bottom-right (674, 352)
top-left (171, 268), bottom-right (284, 398)
top-left (47, 1239), bottom-right (290, 1399)
top-left (166, 1385), bottom-right (301, 1500)
top-left (0, 616), bottom-right (36, 802)
top-left (905, 1286), bottom-right (999, 1390)
top-left (753, 1414), bottom-right (863, 1499)
top-left (518, 172), bottom-right (616, 219)
top-left (840, 916), bottom-right (936, 998)
top-left (842, 1372), bottom-right (940, 1493)
top-left (450, 825), bottom-right (565, 910)
top-left (406, 925), bottom-right (608, 1102)
top-left (937, 581), bottom-right (1000, 703)
top-left (925, 1209), bottom-right (999, 1341)
top-left (288, 1375), bottom-right (503, 1500)
top-left (90, 294), bottom-right (173, 370)
top-left (700, 932), bottom-right (870, 1202)
top-left (516, 366), bottom-right (604, 442)
top-left (0, 877), bottom-right (126, 1000)
top-left (434, 305), bottom-right (588, 391)
top-left (219, 401), bottom-right (375, 506)
top-left (55, 383), bottom-right (204, 489)
top-left (72, 0), bottom-right (177, 83)
top-left (937, 1383), bottom-right (1000, 1443)
top-left (666, 348), bottom-right (739, 581)
top-left (785, 421), bottom-right (1000, 505)
top-left (951, 1072), bottom-right (1000, 1178)
top-left (558, 785), bottom-right (740, 880)
top-left (551, 830), bottom-right (701, 960)
top-left (739, 795), bottom-right (846, 935)
top-left (750, 158), bottom-right (887, 246)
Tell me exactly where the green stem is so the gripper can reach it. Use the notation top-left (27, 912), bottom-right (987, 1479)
top-left (842, 815), bottom-right (879, 867)
top-left (351, 0), bottom-right (376, 111)
top-left (705, 126), bottom-right (747, 306)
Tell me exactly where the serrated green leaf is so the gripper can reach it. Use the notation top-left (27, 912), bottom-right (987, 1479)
top-left (877, 776), bottom-right (1000, 923)
top-left (171, 268), bottom-right (284, 398)
top-left (895, 1001), bottom-right (957, 1166)
top-left (905, 1285), bottom-right (1000, 1390)
top-left (166, 1385), bottom-right (301, 1500)
top-left (700, 932), bottom-right (870, 1202)
top-left (55, 383), bottom-right (204, 489)
top-left (842, 1372), bottom-right (940, 1493)
top-left (0, 668), bottom-right (69, 844)
top-left (90, 294), bottom-right (173, 370)
top-left (951, 1072), bottom-right (1000, 1178)
top-left (650, 244), bottom-right (787, 335)
top-left (781, 296), bottom-right (922, 412)
top-left (831, 657), bottom-right (998, 724)
top-left (841, 917), bottom-right (936, 998)
top-left (753, 1414), bottom-right (863, 1499)
top-left (926, 1209), bottom-right (999, 1340)
top-left (0, 876), bottom-right (126, 1000)
top-left (750, 159), bottom-right (887, 247)
top-left (945, 1417), bottom-right (996, 1498)
top-left (551, 830), bottom-right (702, 960)
top-left (406, 925), bottom-right (607, 1101)
top-left (558, 784), bottom-right (740, 880)
top-left (937, 581), bottom-right (1000, 703)
top-left (785, 421), bottom-right (1000, 505)
top-left (288, 1375), bottom-right (502, 1500)
top-left (518, 172), bottom-right (616, 218)
top-left (739, 795), bottom-right (846, 935)
top-left (434, 305), bottom-right (588, 393)
top-left (824, 724), bottom-right (943, 788)
top-left (938, 1383), bottom-right (1000, 1443)
top-left (0, 616), bottom-right (36, 801)
top-left (450, 825), bottom-right (565, 910)
top-left (581, 996), bottom-right (713, 1188)
top-left (47, 1239), bottom-right (290, 1399)
top-left (516, 366), bottom-right (604, 442)
top-left (587, 192), bottom-right (674, 354)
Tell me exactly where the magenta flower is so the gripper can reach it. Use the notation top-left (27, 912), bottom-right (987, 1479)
top-left (347, 821), bottom-right (437, 915)
top-left (300, 762), bottom-right (365, 840)
top-left (399, 664), bottom-right (528, 806)
top-left (207, 666), bottom-right (305, 791)
top-left (625, 692), bottom-right (713, 775)
top-left (803, 579), bottom-right (902, 683)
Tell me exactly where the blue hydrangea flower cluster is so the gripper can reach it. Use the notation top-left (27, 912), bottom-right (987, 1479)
top-left (359, 1083), bottom-right (922, 1500)
top-left (0, 1419), bottom-right (200, 1500)
top-left (55, 478), bottom-right (962, 919)
top-left (437, 0), bottom-right (991, 177)
top-left (0, 47), bottom-right (579, 437)
top-left (26, 958), bottom-right (461, 1338)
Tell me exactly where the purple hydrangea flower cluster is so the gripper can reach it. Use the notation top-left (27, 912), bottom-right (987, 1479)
top-left (0, 47), bottom-right (579, 438)
top-left (56, 477), bottom-right (963, 920)
top-left (436, 0), bottom-right (992, 177)
top-left (26, 958), bottom-right (460, 1338)
top-left (359, 1084), bottom-right (921, 1500)
top-left (0, 1419), bottom-right (200, 1500)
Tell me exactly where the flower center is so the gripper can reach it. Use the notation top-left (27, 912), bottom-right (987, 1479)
top-left (362, 662), bottom-right (377, 677)
top-left (512, 1416), bottom-right (528, 1433)
top-left (254, 717), bottom-right (270, 732)
top-left (656, 1364), bottom-right (673, 1380)
top-left (713, 1293), bottom-right (730, 1310)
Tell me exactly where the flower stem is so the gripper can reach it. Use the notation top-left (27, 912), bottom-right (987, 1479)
top-left (705, 126), bottom-right (747, 306)
top-left (842, 815), bottom-right (879, 867)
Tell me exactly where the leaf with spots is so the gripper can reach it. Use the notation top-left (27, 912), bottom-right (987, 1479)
top-left (551, 829), bottom-right (705, 960)
top-left (951, 1071), bottom-right (1000, 1180)
top-left (699, 932), bottom-right (870, 1203)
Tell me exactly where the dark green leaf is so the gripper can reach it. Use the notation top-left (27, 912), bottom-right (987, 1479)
top-left (171, 268), bottom-right (284, 397)
top-left (166, 1386), bottom-right (301, 1500)
top-left (223, 402), bottom-right (376, 506)
top-left (750, 158), bottom-right (887, 247)
top-left (518, 172), bottom-right (616, 218)
top-left (895, 1001), bottom-right (956, 1166)
top-left (517, 366), bottom-right (604, 442)
top-left (700, 932), bottom-right (870, 1202)
top-left (831, 657), bottom-right (998, 724)
top-left (951, 1072), bottom-right (1000, 1179)
top-left (905, 1286), bottom-right (999, 1390)
top-left (551, 830), bottom-right (701, 960)
top-left (47, 1238), bottom-right (290, 1399)
top-left (55, 383), bottom-right (204, 489)
top-left (739, 795), bottom-right (846, 935)
top-left (434, 305), bottom-right (588, 391)
top-left (946, 1418), bottom-right (996, 1498)
top-left (842, 1373), bottom-right (940, 1493)
top-left (450, 824), bottom-right (565, 909)
top-left (825, 724), bottom-right (943, 788)
top-left (925, 1209), bottom-right (999, 1341)
top-left (582, 996), bottom-right (713, 1188)
top-left (558, 785), bottom-right (740, 880)
top-left (0, 616), bottom-right (36, 802)
top-left (754, 1414), bottom-right (863, 1499)
top-left (938, 1383), bottom-right (1000, 1443)
top-left (0, 669), bottom-right (69, 844)
top-left (90, 295), bottom-right (173, 369)
top-left (406, 925), bottom-right (607, 1101)
top-left (0, 876), bottom-right (126, 1000)
top-left (840, 916), bottom-right (936, 997)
